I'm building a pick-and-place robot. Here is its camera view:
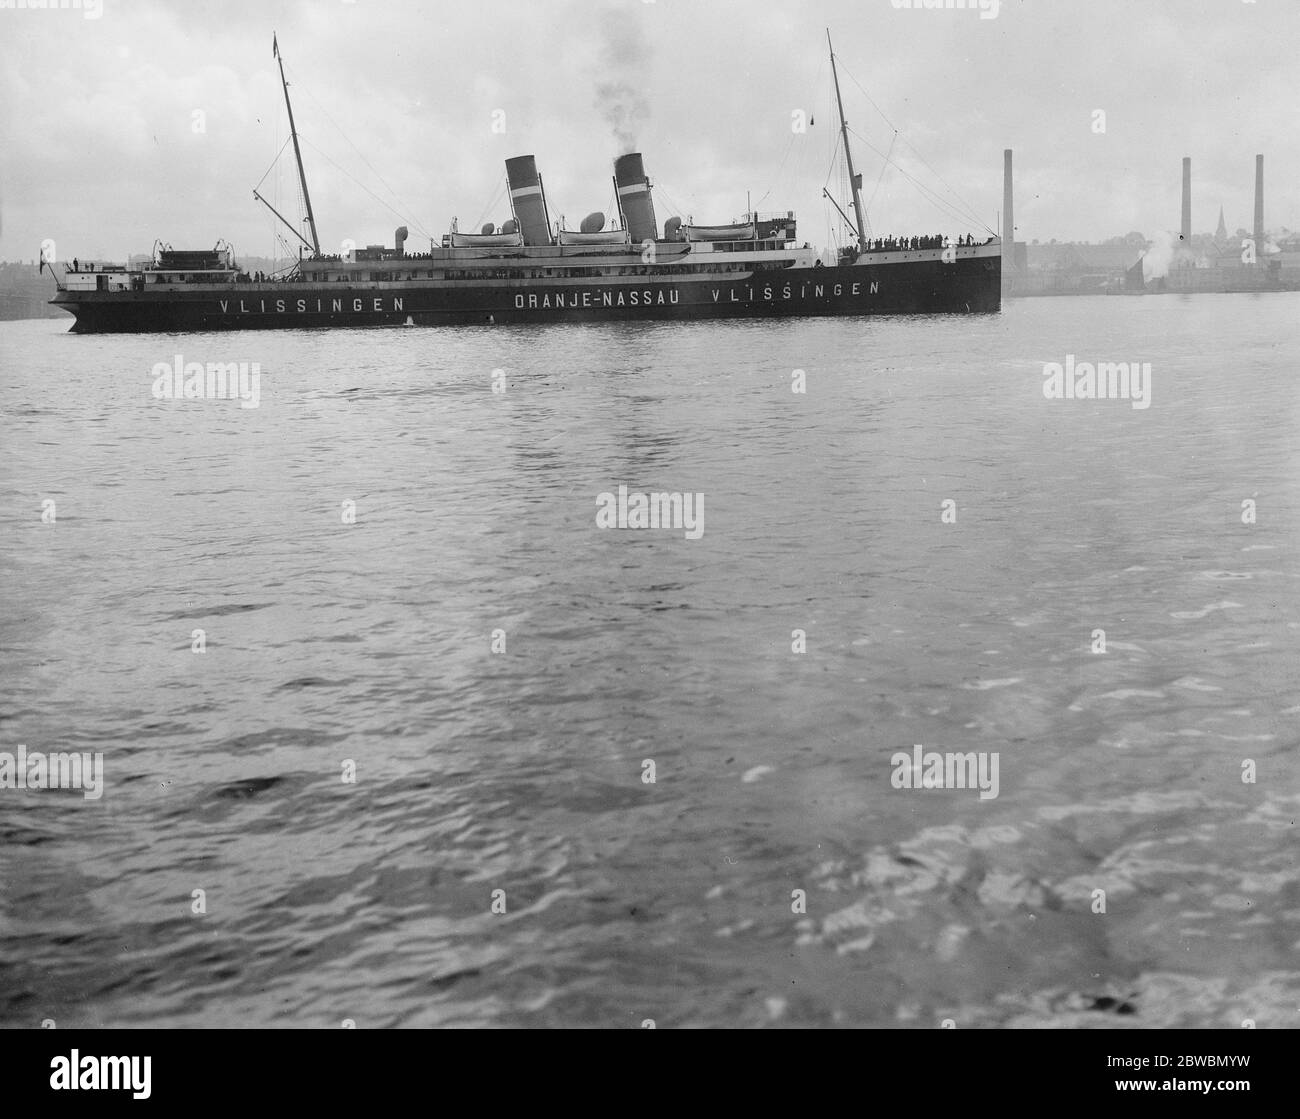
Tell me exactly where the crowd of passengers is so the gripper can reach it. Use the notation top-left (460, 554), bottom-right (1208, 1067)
top-left (867, 233), bottom-right (982, 251)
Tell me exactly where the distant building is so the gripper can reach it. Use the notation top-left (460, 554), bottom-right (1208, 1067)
top-left (0, 261), bottom-right (66, 320)
top-left (1008, 241), bottom-right (1142, 295)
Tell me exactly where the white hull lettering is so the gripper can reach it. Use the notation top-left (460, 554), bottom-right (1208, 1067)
top-left (217, 295), bottom-right (405, 315)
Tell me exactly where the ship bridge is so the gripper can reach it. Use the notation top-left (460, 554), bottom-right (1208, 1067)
top-left (50, 243), bottom-right (240, 292)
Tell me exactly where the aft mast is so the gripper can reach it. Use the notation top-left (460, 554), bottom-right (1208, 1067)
top-left (828, 30), bottom-right (867, 252)
top-left (273, 33), bottom-right (320, 256)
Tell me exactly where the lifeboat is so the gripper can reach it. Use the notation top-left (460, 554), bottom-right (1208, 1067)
top-left (684, 222), bottom-right (756, 242)
top-left (557, 228), bottom-right (631, 246)
top-left (449, 230), bottom-right (524, 248)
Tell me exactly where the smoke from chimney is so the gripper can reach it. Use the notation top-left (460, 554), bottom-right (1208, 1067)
top-left (593, 10), bottom-right (651, 156)
top-left (1142, 229), bottom-right (1196, 281)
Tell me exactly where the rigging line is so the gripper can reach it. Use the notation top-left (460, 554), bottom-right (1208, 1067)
top-left (840, 64), bottom-right (990, 229)
top-left (255, 138), bottom-right (293, 193)
top-left (760, 54), bottom-right (826, 209)
top-left (892, 125), bottom-right (987, 225)
top-left (842, 65), bottom-right (903, 136)
top-left (298, 136), bottom-right (431, 235)
top-left (847, 122), bottom-right (977, 224)
top-left (868, 132), bottom-right (896, 212)
top-left (820, 141), bottom-right (842, 189)
top-left (851, 141), bottom-right (979, 232)
top-left (652, 183), bottom-right (685, 221)
top-left (757, 106), bottom-right (804, 208)
top-left (287, 63), bottom-right (434, 239)
top-left (848, 125), bottom-right (991, 230)
top-left (472, 171), bottom-right (507, 233)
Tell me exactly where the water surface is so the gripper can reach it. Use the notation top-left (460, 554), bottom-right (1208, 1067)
top-left (1, 293), bottom-right (1297, 1027)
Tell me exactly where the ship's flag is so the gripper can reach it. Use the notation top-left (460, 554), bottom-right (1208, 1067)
top-left (272, 33), bottom-right (279, 59)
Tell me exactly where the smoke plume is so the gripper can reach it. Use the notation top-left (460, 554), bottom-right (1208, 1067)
top-left (1142, 229), bottom-right (1193, 280)
top-left (593, 10), bottom-right (651, 155)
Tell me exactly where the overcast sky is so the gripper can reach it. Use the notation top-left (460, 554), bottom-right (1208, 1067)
top-left (2, 0), bottom-right (1297, 262)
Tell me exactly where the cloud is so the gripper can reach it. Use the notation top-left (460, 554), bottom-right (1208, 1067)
top-left (1, 0), bottom-right (1297, 261)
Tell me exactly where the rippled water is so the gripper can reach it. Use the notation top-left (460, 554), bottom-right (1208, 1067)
top-left (1, 294), bottom-right (1297, 1028)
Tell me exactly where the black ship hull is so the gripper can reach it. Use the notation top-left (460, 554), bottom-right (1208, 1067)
top-left (53, 256), bottom-right (1000, 333)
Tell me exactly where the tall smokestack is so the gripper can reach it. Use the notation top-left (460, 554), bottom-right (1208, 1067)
top-left (1253, 154), bottom-right (1264, 266)
top-left (614, 153), bottom-right (658, 245)
top-left (1002, 148), bottom-right (1015, 273)
top-left (505, 155), bottom-right (554, 246)
top-left (1181, 157), bottom-right (1191, 247)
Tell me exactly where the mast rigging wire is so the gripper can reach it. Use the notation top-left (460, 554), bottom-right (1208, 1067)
top-left (298, 136), bottom-right (436, 238)
top-left (286, 61), bottom-right (436, 240)
top-left (840, 63), bottom-right (992, 232)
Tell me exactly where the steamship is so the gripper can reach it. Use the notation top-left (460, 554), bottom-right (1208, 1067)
top-left (47, 35), bottom-right (1001, 333)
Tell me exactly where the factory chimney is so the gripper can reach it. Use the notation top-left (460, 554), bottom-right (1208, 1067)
top-left (1253, 154), bottom-right (1264, 267)
top-left (614, 153), bottom-right (659, 245)
top-left (1180, 157), bottom-right (1191, 247)
top-left (1002, 149), bottom-right (1015, 274)
top-left (505, 155), bottom-right (555, 247)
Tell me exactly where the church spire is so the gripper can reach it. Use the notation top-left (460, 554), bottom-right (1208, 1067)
top-left (1215, 205), bottom-right (1227, 243)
